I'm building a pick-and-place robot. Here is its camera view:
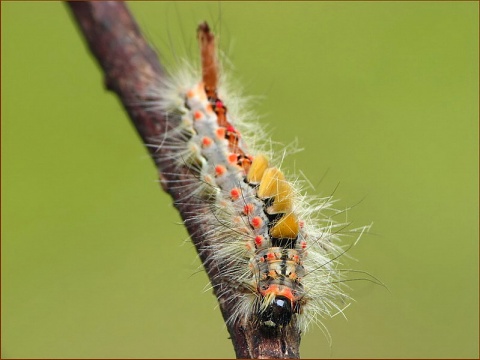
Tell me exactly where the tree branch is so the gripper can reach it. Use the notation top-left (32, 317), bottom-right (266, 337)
top-left (66, 2), bottom-right (300, 358)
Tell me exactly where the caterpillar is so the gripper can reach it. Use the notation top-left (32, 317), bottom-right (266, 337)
top-left (146, 22), bottom-right (369, 337)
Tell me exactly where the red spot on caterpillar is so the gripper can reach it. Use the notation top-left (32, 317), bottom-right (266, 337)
top-left (266, 252), bottom-right (276, 261)
top-left (300, 240), bottom-right (307, 250)
top-left (299, 220), bottom-right (305, 228)
top-left (228, 153), bottom-right (238, 164)
top-left (186, 89), bottom-right (195, 98)
top-left (243, 203), bottom-right (254, 215)
top-left (216, 127), bottom-right (226, 139)
top-left (230, 188), bottom-right (241, 200)
top-left (194, 111), bottom-right (203, 120)
top-left (251, 216), bottom-right (263, 228)
top-left (202, 136), bottom-right (212, 147)
top-left (254, 235), bottom-right (264, 247)
top-left (215, 165), bottom-right (226, 176)
top-left (286, 250), bottom-right (301, 264)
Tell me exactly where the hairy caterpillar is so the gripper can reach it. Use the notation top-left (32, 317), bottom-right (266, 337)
top-left (146, 22), bottom-right (370, 338)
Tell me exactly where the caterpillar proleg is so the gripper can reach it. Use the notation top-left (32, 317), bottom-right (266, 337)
top-left (145, 21), bottom-right (372, 339)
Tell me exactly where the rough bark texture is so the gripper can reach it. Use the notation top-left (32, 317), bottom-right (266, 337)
top-left (66, 2), bottom-right (301, 358)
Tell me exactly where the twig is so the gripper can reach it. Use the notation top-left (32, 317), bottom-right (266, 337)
top-left (66, 1), bottom-right (301, 358)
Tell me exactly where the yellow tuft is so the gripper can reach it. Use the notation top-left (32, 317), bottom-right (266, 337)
top-left (270, 213), bottom-right (299, 239)
top-left (257, 167), bottom-right (285, 199)
top-left (247, 154), bottom-right (269, 184)
top-left (267, 181), bottom-right (294, 214)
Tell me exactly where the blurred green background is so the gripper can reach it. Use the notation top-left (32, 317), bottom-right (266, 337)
top-left (2, 1), bottom-right (478, 358)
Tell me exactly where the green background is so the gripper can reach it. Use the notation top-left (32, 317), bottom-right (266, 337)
top-left (2, 1), bottom-right (478, 358)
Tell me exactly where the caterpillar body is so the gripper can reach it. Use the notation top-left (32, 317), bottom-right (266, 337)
top-left (147, 23), bottom-right (367, 336)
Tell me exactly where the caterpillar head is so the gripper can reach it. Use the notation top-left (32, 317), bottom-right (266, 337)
top-left (258, 284), bottom-right (300, 328)
top-left (260, 296), bottom-right (293, 327)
